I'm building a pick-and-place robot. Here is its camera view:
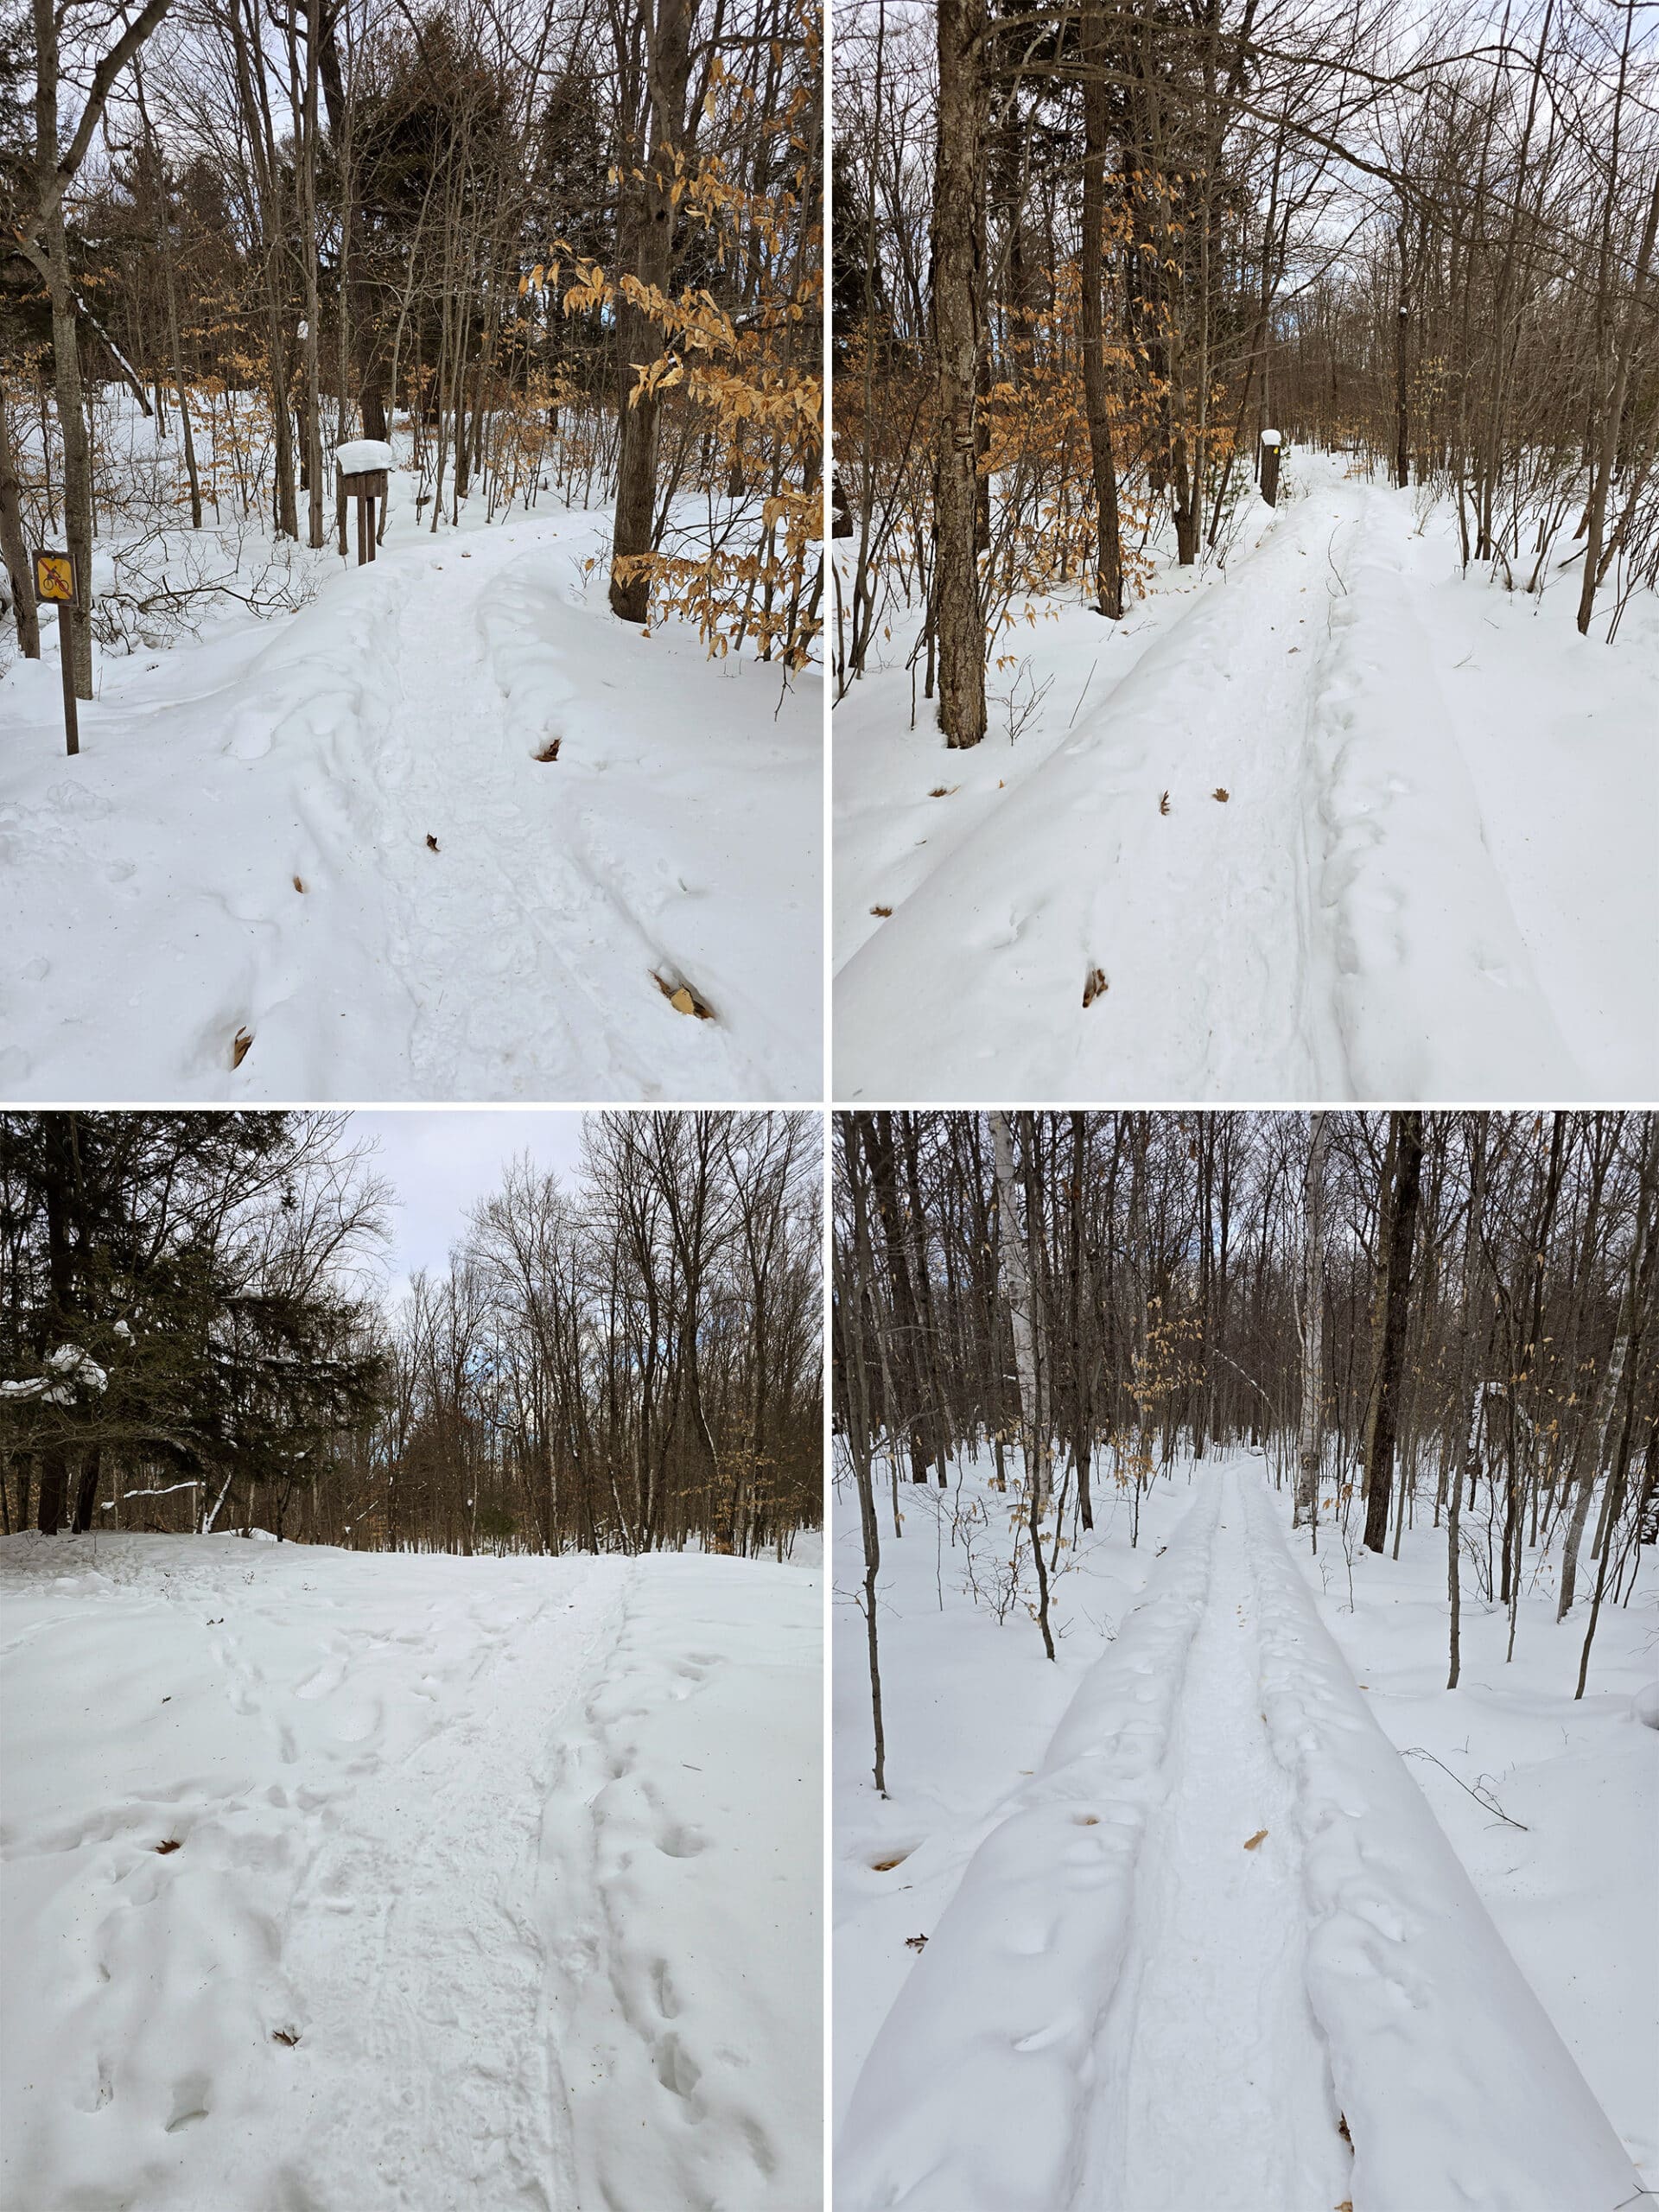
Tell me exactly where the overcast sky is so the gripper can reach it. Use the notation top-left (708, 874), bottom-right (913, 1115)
top-left (353, 1110), bottom-right (589, 1299)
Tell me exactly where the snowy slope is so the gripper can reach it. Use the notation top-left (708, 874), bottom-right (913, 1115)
top-left (0, 1533), bottom-right (821, 2211)
top-left (0, 504), bottom-right (820, 1101)
top-left (833, 458), bottom-right (1657, 1101)
top-left (833, 1450), bottom-right (1655, 2211)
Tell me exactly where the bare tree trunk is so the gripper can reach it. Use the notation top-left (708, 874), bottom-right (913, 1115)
top-left (1294, 1112), bottom-right (1329, 1525)
top-left (0, 381), bottom-right (40, 657)
top-left (1069, 1110), bottom-right (1096, 1529)
top-left (1559, 1121), bottom-right (1656, 1612)
top-left (33, 0), bottom-right (95, 700)
top-left (932, 0), bottom-right (988, 744)
top-left (1577, 165), bottom-right (1659, 635)
top-left (1078, 0), bottom-right (1123, 620)
top-left (991, 1111), bottom-right (1049, 1521)
top-left (1447, 1118), bottom-right (1488, 1688)
top-left (1363, 1111), bottom-right (1425, 1554)
top-left (838, 1116), bottom-right (889, 1794)
top-left (609, 0), bottom-right (696, 622)
top-left (299, 0), bottom-right (326, 549)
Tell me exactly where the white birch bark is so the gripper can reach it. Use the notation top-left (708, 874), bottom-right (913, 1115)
top-left (990, 1111), bottom-right (1048, 1514)
top-left (1294, 1113), bottom-right (1330, 1525)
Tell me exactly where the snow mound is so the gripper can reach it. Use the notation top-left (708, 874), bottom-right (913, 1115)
top-left (332, 438), bottom-right (400, 475)
top-left (1243, 1471), bottom-right (1643, 2212)
top-left (1633, 1681), bottom-right (1659, 1731)
top-left (836, 1483), bottom-right (1219, 2209)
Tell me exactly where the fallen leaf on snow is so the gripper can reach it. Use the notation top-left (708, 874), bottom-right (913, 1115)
top-left (1083, 966), bottom-right (1109, 1008)
top-left (1159, 790), bottom-right (1171, 816)
top-left (1243, 1828), bottom-right (1268, 1850)
top-left (155, 1839), bottom-right (181, 1854)
top-left (231, 1028), bottom-right (253, 1069)
top-left (905, 1934), bottom-right (929, 1953)
top-left (1338, 2114), bottom-right (1352, 2145)
top-left (425, 834), bottom-right (440, 852)
top-left (871, 905), bottom-right (893, 918)
top-left (271, 2029), bottom-right (300, 2046)
top-left (292, 874), bottom-right (306, 893)
top-left (535, 737), bottom-right (562, 761)
top-left (1212, 786), bottom-right (1230, 803)
top-left (653, 972), bottom-right (715, 1020)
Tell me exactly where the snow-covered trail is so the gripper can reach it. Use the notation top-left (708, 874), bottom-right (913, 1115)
top-left (0, 1535), bottom-right (820, 2212)
top-left (1073, 1487), bottom-right (1346, 2212)
top-left (0, 503), bottom-right (820, 1101)
top-left (836, 1462), bottom-right (1643, 2212)
top-left (834, 459), bottom-right (1643, 1101)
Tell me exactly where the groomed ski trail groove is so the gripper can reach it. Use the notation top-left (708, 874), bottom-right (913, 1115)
top-left (1071, 1466), bottom-right (1350, 2209)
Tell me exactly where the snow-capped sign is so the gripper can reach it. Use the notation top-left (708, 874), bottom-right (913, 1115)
top-left (1260, 429), bottom-right (1282, 447)
top-left (335, 442), bottom-right (397, 566)
top-left (334, 438), bottom-right (399, 475)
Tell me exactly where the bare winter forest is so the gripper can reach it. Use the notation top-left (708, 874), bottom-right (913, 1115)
top-left (833, 1109), bottom-right (1658, 2210)
top-left (836, 1109), bottom-right (1657, 1697)
top-left (2, 0), bottom-right (822, 675)
top-left (1, 1109), bottom-right (823, 1554)
top-left (0, 0), bottom-right (823, 1103)
top-left (832, 0), bottom-right (1659, 1101)
top-left (835, 0), bottom-right (1657, 702)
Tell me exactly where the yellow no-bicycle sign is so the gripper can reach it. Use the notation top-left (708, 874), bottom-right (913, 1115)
top-left (33, 549), bottom-right (78, 603)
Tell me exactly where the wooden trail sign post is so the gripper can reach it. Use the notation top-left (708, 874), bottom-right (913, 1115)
top-left (333, 439), bottom-right (398, 567)
top-left (33, 547), bottom-right (81, 755)
top-left (1260, 429), bottom-right (1283, 509)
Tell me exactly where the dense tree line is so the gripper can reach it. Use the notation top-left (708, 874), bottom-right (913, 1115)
top-left (1, 0), bottom-right (822, 678)
top-left (355, 1111), bottom-right (823, 1556)
top-left (1, 1109), bottom-right (822, 1556)
top-left (832, 0), bottom-right (1659, 725)
top-left (0, 1110), bottom-right (388, 1538)
top-left (835, 1111), bottom-right (1656, 1750)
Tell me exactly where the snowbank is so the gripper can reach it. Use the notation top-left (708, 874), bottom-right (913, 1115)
top-left (836, 1482), bottom-right (1219, 2209)
top-left (1243, 1471), bottom-right (1644, 2211)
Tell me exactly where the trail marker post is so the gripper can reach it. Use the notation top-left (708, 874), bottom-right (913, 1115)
top-left (338, 466), bottom-right (387, 564)
top-left (333, 438), bottom-right (399, 568)
top-left (1260, 429), bottom-right (1283, 508)
top-left (33, 547), bottom-right (81, 755)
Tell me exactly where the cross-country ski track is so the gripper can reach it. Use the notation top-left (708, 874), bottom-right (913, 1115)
top-left (836, 1462), bottom-right (1644, 2212)
top-left (834, 458), bottom-right (1657, 1101)
top-left (0, 1535), bottom-right (820, 2212)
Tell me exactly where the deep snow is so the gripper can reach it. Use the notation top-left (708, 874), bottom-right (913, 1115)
top-left (833, 1448), bottom-right (1656, 2210)
top-left (0, 1532), bottom-right (821, 2211)
top-left (0, 493), bottom-right (821, 1102)
top-left (833, 458), bottom-right (1658, 1101)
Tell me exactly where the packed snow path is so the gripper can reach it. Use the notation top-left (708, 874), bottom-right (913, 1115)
top-left (1073, 1491), bottom-right (1346, 2211)
top-left (835, 459), bottom-right (1656, 1100)
top-left (0, 506), bottom-right (820, 1100)
top-left (837, 1463), bottom-right (1643, 2212)
top-left (0, 1535), bottom-right (820, 2212)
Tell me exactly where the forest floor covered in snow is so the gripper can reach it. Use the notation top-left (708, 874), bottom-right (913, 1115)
top-left (0, 1531), bottom-right (821, 2212)
top-left (834, 455), bottom-right (1657, 1102)
top-left (832, 1446), bottom-right (1657, 2211)
top-left (0, 455), bottom-right (821, 1103)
